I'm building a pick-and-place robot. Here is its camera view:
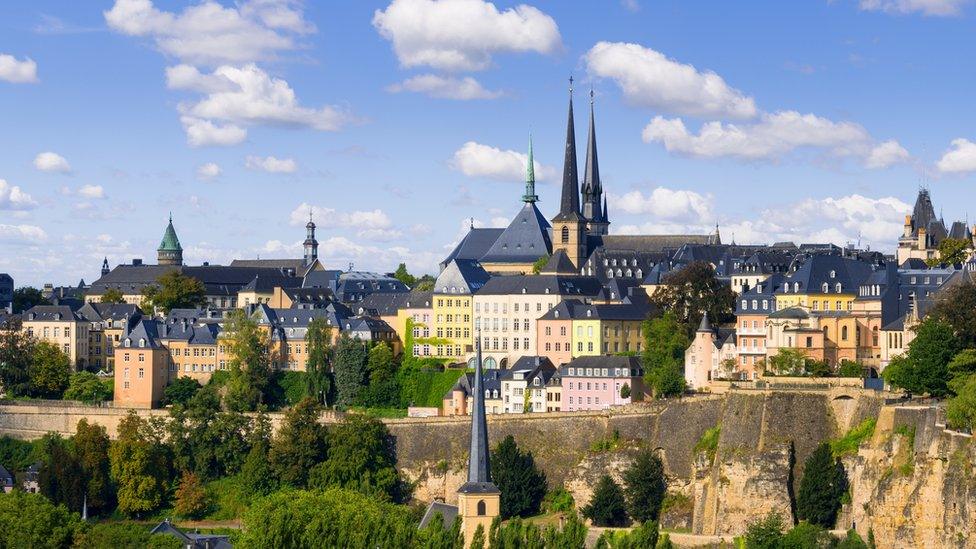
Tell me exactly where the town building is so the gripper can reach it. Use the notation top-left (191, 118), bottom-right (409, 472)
top-left (498, 356), bottom-right (557, 413)
top-left (536, 299), bottom-right (646, 367)
top-left (444, 367), bottom-right (504, 416)
top-left (77, 302), bottom-right (142, 371)
top-left (560, 355), bottom-right (645, 411)
top-left (897, 188), bottom-right (975, 265)
top-left (733, 274), bottom-right (784, 377)
top-left (684, 314), bottom-right (737, 389)
top-left (113, 319), bottom-right (169, 408)
top-left (431, 259), bottom-right (489, 361)
top-left (22, 305), bottom-right (90, 370)
top-left (0, 274), bottom-right (12, 313)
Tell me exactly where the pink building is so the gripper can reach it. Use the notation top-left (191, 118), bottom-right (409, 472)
top-left (561, 356), bottom-right (645, 411)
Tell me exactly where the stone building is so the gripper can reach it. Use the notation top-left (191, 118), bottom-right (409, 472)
top-left (560, 355), bottom-right (644, 411)
top-left (22, 305), bottom-right (89, 370)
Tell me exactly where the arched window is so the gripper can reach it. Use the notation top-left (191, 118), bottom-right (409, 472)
top-left (561, 226), bottom-right (569, 243)
top-left (822, 283), bottom-right (829, 293)
top-left (842, 326), bottom-right (849, 340)
top-left (625, 269), bottom-right (632, 277)
top-left (477, 500), bottom-right (486, 516)
top-left (484, 356), bottom-right (497, 369)
top-left (872, 326), bottom-right (879, 346)
top-left (636, 269), bottom-right (643, 279)
top-left (607, 269), bottom-right (614, 278)
top-left (835, 283), bottom-right (842, 293)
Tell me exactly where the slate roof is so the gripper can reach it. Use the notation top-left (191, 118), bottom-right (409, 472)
top-left (334, 272), bottom-right (410, 303)
top-left (768, 306), bottom-right (809, 320)
top-left (480, 202), bottom-right (552, 264)
top-left (282, 287), bottom-right (338, 309)
top-left (440, 228), bottom-right (505, 271)
top-left (540, 249), bottom-right (578, 275)
top-left (948, 221), bottom-right (973, 241)
top-left (302, 269), bottom-right (342, 290)
top-left (435, 259), bottom-right (490, 295)
top-left (158, 322), bottom-right (220, 345)
top-left (150, 520), bottom-right (232, 549)
top-left (539, 299), bottom-right (648, 321)
top-left (342, 316), bottom-right (395, 335)
top-left (0, 465), bottom-right (13, 487)
top-left (591, 234), bottom-right (719, 253)
top-left (419, 501), bottom-right (459, 530)
top-left (560, 355), bottom-right (643, 376)
top-left (89, 264), bottom-right (303, 298)
top-left (500, 356), bottom-right (557, 385)
top-left (777, 255), bottom-right (875, 294)
top-left (476, 275), bottom-right (603, 297)
top-left (240, 273), bottom-right (303, 292)
top-left (122, 319), bottom-right (164, 349)
top-left (23, 305), bottom-right (82, 322)
top-left (735, 273), bottom-right (784, 315)
top-left (354, 290), bottom-right (432, 317)
top-left (230, 258), bottom-right (307, 273)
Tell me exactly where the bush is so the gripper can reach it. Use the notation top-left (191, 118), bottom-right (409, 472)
top-left (837, 360), bottom-right (864, 378)
top-left (836, 528), bottom-right (869, 549)
top-left (830, 418), bottom-right (876, 458)
top-left (163, 377), bottom-right (201, 406)
top-left (63, 372), bottom-right (113, 403)
top-left (266, 371), bottom-right (308, 409)
top-left (694, 425), bottom-right (721, 462)
top-left (743, 511), bottom-right (785, 549)
top-left (780, 521), bottom-right (835, 549)
top-left (397, 364), bottom-right (463, 408)
top-left (543, 487), bottom-right (575, 514)
top-left (74, 522), bottom-right (182, 549)
top-left (582, 475), bottom-right (628, 527)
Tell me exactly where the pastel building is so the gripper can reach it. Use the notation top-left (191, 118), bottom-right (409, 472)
top-left (22, 305), bottom-right (90, 370)
top-left (114, 320), bottom-right (169, 409)
top-left (560, 356), bottom-right (644, 411)
top-left (733, 274), bottom-right (783, 377)
top-left (432, 259), bottom-right (489, 361)
top-left (684, 314), bottom-right (737, 389)
top-left (535, 299), bottom-right (646, 366)
top-left (498, 356), bottom-right (558, 413)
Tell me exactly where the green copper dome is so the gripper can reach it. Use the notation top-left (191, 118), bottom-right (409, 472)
top-left (158, 213), bottom-right (182, 252)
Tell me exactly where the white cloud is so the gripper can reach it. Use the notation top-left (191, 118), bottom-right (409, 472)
top-left (449, 141), bottom-right (556, 181)
top-left (859, 0), bottom-right (966, 16)
top-left (33, 152), bottom-right (72, 173)
top-left (387, 74), bottom-right (502, 100)
top-left (936, 138), bottom-right (976, 174)
top-left (642, 111), bottom-right (909, 167)
top-left (78, 185), bottom-right (106, 199)
top-left (290, 203), bottom-right (398, 241)
top-left (0, 180), bottom-right (38, 210)
top-left (585, 41), bottom-right (756, 119)
top-left (103, 0), bottom-right (313, 66)
top-left (245, 155), bottom-right (297, 173)
top-left (372, 0), bottom-right (562, 71)
top-left (609, 187), bottom-right (714, 222)
top-left (196, 162), bottom-right (222, 180)
top-left (0, 224), bottom-right (47, 242)
top-left (171, 64), bottom-right (352, 145)
top-left (0, 54), bottom-right (39, 83)
top-left (181, 116), bottom-right (247, 147)
top-left (621, 0), bottom-right (641, 12)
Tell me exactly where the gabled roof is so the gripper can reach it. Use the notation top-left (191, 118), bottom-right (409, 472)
top-left (561, 355), bottom-right (642, 374)
top-left (480, 202), bottom-right (552, 264)
top-left (419, 501), bottom-right (459, 530)
top-left (476, 274), bottom-right (602, 297)
top-left (23, 305), bottom-right (82, 322)
top-left (540, 249), bottom-right (577, 275)
top-left (440, 228), bottom-right (504, 270)
top-left (538, 299), bottom-right (648, 321)
top-left (435, 259), bottom-right (490, 295)
top-left (122, 319), bottom-right (164, 349)
top-left (778, 255), bottom-right (875, 294)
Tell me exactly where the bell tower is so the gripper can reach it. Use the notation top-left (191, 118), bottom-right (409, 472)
top-left (551, 78), bottom-right (587, 270)
top-left (303, 211), bottom-right (319, 267)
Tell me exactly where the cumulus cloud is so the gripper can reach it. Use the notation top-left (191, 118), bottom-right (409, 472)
top-left (609, 187), bottom-right (714, 222)
top-left (0, 224), bottom-right (47, 242)
top-left (936, 138), bottom-right (976, 174)
top-left (180, 117), bottom-right (247, 147)
top-left (33, 152), bottom-right (72, 173)
top-left (78, 185), bottom-right (106, 199)
top-left (585, 42), bottom-right (756, 119)
top-left (196, 162), bottom-right (222, 180)
top-left (290, 202), bottom-right (399, 241)
top-left (372, 0), bottom-right (562, 71)
top-left (0, 180), bottom-right (38, 210)
top-left (859, 0), bottom-right (966, 16)
top-left (387, 74), bottom-right (502, 100)
top-left (245, 155), bottom-right (297, 173)
top-left (642, 111), bottom-right (909, 167)
top-left (449, 141), bottom-right (556, 181)
top-left (0, 54), bottom-right (39, 83)
top-left (104, 0), bottom-right (313, 66)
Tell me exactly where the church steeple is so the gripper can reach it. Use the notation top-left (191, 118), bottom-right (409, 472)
top-left (101, 257), bottom-right (110, 277)
top-left (522, 135), bottom-right (538, 204)
top-left (157, 213), bottom-right (183, 266)
top-left (555, 78), bottom-right (581, 221)
top-left (582, 89), bottom-right (609, 235)
top-left (304, 210), bottom-right (318, 267)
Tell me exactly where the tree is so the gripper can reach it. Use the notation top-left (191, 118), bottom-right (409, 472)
top-left (532, 254), bottom-right (551, 275)
top-left (837, 360), bottom-right (864, 378)
top-left (0, 318), bottom-right (36, 397)
top-left (100, 288), bottom-right (125, 304)
top-left (622, 449), bottom-right (667, 523)
top-left (163, 376), bottom-right (202, 406)
top-left (796, 442), bottom-right (847, 528)
top-left (947, 349), bottom-right (976, 384)
top-left (174, 471), bottom-right (209, 519)
top-left (269, 397), bottom-right (328, 486)
top-left (583, 474), bottom-right (628, 527)
top-left (28, 341), bottom-right (71, 398)
top-left (926, 237), bottom-right (971, 267)
top-left (393, 263), bottom-right (417, 287)
top-left (766, 348), bottom-right (808, 376)
top-left (38, 434), bottom-right (84, 513)
top-left (64, 372), bottom-right (113, 403)
top-left (109, 412), bottom-right (171, 516)
top-left (140, 271), bottom-right (207, 314)
top-left (780, 522), bottom-right (835, 549)
top-left (946, 374), bottom-right (976, 431)
top-left (882, 319), bottom-right (961, 396)
top-left (0, 491), bottom-right (80, 548)
top-left (305, 318), bottom-right (333, 405)
top-left (743, 511), bottom-right (785, 549)
top-left (928, 280), bottom-right (976, 348)
top-left (641, 312), bottom-right (688, 398)
top-left (223, 309), bottom-right (272, 412)
top-left (620, 382), bottom-right (631, 400)
top-left (414, 275), bottom-right (436, 292)
top-left (239, 438), bottom-right (277, 497)
top-left (491, 435), bottom-right (547, 518)
top-left (649, 261), bottom-right (735, 337)
top-left (73, 419), bottom-right (114, 515)
top-left (333, 336), bottom-right (369, 408)
top-left (836, 529), bottom-right (869, 549)
top-left (11, 286), bottom-right (48, 314)
top-left (74, 522), bottom-right (182, 549)
top-left (309, 415), bottom-right (403, 501)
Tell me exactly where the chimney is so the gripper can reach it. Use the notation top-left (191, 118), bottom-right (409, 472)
top-left (132, 259), bottom-right (143, 266)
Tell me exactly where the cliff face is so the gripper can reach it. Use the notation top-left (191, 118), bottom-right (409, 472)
top-left (847, 405), bottom-right (976, 549)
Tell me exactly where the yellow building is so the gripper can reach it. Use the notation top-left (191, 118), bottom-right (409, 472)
top-left (22, 305), bottom-right (89, 370)
top-left (114, 320), bottom-right (169, 409)
top-left (535, 300), bottom-right (645, 366)
top-left (78, 302), bottom-right (142, 371)
top-left (431, 260), bottom-right (488, 361)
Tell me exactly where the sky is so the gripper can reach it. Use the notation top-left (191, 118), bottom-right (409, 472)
top-left (2, 0), bottom-right (976, 288)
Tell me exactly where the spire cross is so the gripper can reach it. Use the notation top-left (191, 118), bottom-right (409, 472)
top-left (568, 75), bottom-right (574, 93)
top-left (590, 87), bottom-right (594, 104)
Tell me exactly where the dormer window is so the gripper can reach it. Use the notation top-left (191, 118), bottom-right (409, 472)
top-left (138, 338), bottom-right (146, 348)
top-left (793, 282), bottom-right (799, 292)
top-left (822, 283), bottom-right (829, 293)
top-left (829, 270), bottom-right (836, 278)
top-left (835, 283), bottom-right (842, 293)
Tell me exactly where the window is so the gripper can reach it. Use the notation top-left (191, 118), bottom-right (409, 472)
top-left (561, 226), bottom-right (569, 243)
top-left (842, 325), bottom-right (849, 340)
top-left (138, 368), bottom-right (144, 378)
top-left (477, 500), bottom-right (486, 516)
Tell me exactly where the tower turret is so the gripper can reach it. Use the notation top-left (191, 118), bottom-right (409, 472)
top-left (157, 213), bottom-right (183, 266)
top-left (551, 77), bottom-right (587, 270)
top-left (304, 211), bottom-right (319, 267)
top-left (101, 257), bottom-right (110, 277)
top-left (522, 135), bottom-right (539, 204)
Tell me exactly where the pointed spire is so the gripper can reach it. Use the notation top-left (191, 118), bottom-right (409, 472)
top-left (556, 77), bottom-right (581, 220)
top-left (583, 88), bottom-right (601, 199)
top-left (522, 134), bottom-right (539, 203)
top-left (602, 196), bottom-right (608, 221)
top-left (697, 312), bottom-right (712, 333)
top-left (465, 336), bottom-right (492, 485)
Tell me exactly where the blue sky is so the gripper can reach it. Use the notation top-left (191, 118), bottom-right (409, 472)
top-left (2, 0), bottom-right (976, 287)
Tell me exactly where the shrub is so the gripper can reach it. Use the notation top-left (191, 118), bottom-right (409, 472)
top-left (830, 418), bottom-right (876, 458)
top-left (163, 377), bottom-right (201, 406)
top-left (64, 372), bottom-right (113, 403)
top-left (582, 475), bottom-right (628, 527)
top-left (543, 487), bottom-right (575, 514)
top-left (694, 425), bottom-right (721, 462)
top-left (743, 511), bottom-right (785, 549)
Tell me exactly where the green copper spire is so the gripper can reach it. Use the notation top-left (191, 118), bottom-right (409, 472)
top-left (158, 213), bottom-right (182, 252)
top-left (522, 134), bottom-right (539, 203)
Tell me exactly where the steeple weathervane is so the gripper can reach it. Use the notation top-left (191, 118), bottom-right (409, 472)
top-left (522, 134), bottom-right (538, 203)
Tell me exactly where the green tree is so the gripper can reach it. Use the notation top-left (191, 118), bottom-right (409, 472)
top-left (836, 529), bottom-right (869, 549)
top-left (173, 471), bottom-right (209, 519)
top-left (491, 435), bottom-right (547, 519)
top-left (163, 376), bottom-right (202, 406)
top-left (11, 286), bottom-right (48, 314)
top-left (414, 275), bottom-right (436, 292)
top-left (947, 349), bottom-right (976, 384)
top-left (946, 374), bottom-right (976, 431)
top-left (837, 360), bottom-right (864, 378)
top-left (766, 348), bottom-right (808, 376)
top-left (305, 318), bottom-right (333, 405)
top-left (0, 491), bottom-right (80, 548)
top-left (780, 521), bottom-right (835, 549)
top-left (0, 318), bottom-right (35, 396)
top-left (73, 522), bottom-right (182, 549)
top-left (109, 412), bottom-right (171, 516)
top-left (649, 261), bottom-right (735, 337)
top-left (882, 319), bottom-right (961, 396)
top-left (804, 359), bottom-right (832, 378)
top-left (582, 474), bottom-right (628, 527)
top-left (620, 382), bottom-right (631, 400)
top-left (532, 254), bottom-right (551, 274)
top-left (928, 280), bottom-right (976, 347)
top-left (64, 371), bottom-right (113, 403)
top-left (239, 437), bottom-right (277, 497)
top-left (393, 263), bottom-right (417, 287)
top-left (223, 309), bottom-right (272, 411)
top-left (140, 271), bottom-right (206, 314)
top-left (309, 415), bottom-right (402, 501)
top-left (743, 511), bottom-right (785, 549)
top-left (641, 312), bottom-right (688, 398)
top-left (623, 449), bottom-right (667, 523)
top-left (39, 434), bottom-right (84, 513)
top-left (796, 442), bottom-right (847, 528)
top-left (99, 288), bottom-right (125, 304)
top-left (73, 419), bottom-right (114, 515)
top-left (28, 341), bottom-right (71, 398)
top-left (926, 237), bottom-right (971, 267)
top-left (269, 397), bottom-right (328, 487)
top-left (333, 336), bottom-right (369, 407)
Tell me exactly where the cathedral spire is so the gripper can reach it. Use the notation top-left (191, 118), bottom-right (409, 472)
top-left (582, 87), bottom-right (604, 224)
top-left (522, 134), bottom-right (538, 204)
top-left (465, 336), bottom-right (491, 485)
top-left (556, 77), bottom-right (581, 220)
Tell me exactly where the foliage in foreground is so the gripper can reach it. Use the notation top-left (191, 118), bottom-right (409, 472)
top-left (491, 435), bottom-right (547, 518)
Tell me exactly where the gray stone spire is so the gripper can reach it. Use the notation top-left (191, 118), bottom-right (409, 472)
top-left (554, 77), bottom-right (582, 221)
top-left (459, 336), bottom-right (496, 492)
top-left (582, 88), bottom-right (603, 221)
